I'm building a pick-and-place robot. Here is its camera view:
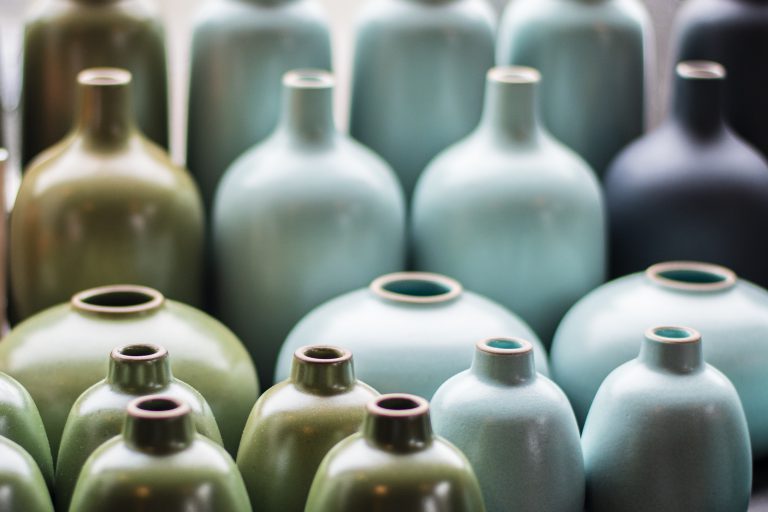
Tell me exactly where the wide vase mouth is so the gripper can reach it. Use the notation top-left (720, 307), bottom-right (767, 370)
top-left (72, 285), bottom-right (165, 315)
top-left (477, 337), bottom-right (533, 355)
top-left (112, 343), bottom-right (167, 362)
top-left (294, 345), bottom-right (351, 365)
top-left (368, 394), bottom-right (430, 418)
top-left (370, 272), bottom-right (462, 304)
top-left (645, 261), bottom-right (736, 292)
top-left (645, 326), bottom-right (702, 345)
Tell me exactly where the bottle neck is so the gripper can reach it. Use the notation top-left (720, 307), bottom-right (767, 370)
top-left (124, 398), bottom-right (195, 455)
top-left (471, 338), bottom-right (537, 385)
top-left (107, 345), bottom-right (172, 394)
top-left (671, 61), bottom-right (726, 138)
top-left (278, 70), bottom-right (336, 145)
top-left (363, 395), bottom-right (434, 453)
top-left (75, 68), bottom-right (136, 149)
top-left (290, 346), bottom-right (356, 395)
top-left (639, 327), bottom-right (704, 374)
top-left (479, 67), bottom-right (542, 146)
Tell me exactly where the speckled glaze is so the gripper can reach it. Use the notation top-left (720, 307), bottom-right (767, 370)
top-left (431, 338), bottom-right (583, 512)
top-left (0, 436), bottom-right (54, 512)
top-left (237, 346), bottom-right (378, 512)
top-left (582, 327), bottom-right (751, 512)
top-left (276, 272), bottom-right (548, 398)
top-left (55, 344), bottom-right (223, 511)
top-left (305, 394), bottom-right (486, 512)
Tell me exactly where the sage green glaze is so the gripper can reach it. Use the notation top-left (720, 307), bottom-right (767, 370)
top-left (412, 67), bottom-right (606, 345)
top-left (0, 436), bottom-right (54, 512)
top-left (497, 0), bottom-right (652, 177)
top-left (69, 396), bottom-right (253, 512)
top-left (582, 327), bottom-right (752, 512)
top-left (11, 68), bottom-right (203, 321)
top-left (56, 344), bottom-right (223, 511)
top-left (0, 284), bottom-right (259, 456)
top-left (237, 346), bottom-right (378, 512)
top-left (214, 70), bottom-right (405, 385)
top-left (431, 338), bottom-right (584, 512)
top-left (22, 0), bottom-right (168, 166)
top-left (306, 394), bottom-right (486, 512)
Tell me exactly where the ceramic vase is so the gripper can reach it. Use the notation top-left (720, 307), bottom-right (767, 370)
top-left (582, 326), bottom-right (751, 512)
top-left (22, 0), bottom-right (168, 166)
top-left (0, 149), bottom-right (7, 331)
top-left (55, 343), bottom-right (223, 511)
top-left (69, 396), bottom-right (253, 511)
top-left (276, 272), bottom-right (548, 398)
top-left (0, 284), bottom-right (259, 456)
top-left (214, 69), bottom-right (405, 386)
top-left (497, 0), bottom-right (652, 177)
top-left (349, 0), bottom-right (496, 202)
top-left (0, 436), bottom-right (54, 512)
top-left (188, 0), bottom-right (332, 212)
top-left (412, 66), bottom-right (605, 345)
top-left (11, 68), bottom-right (204, 321)
top-left (605, 61), bottom-right (768, 284)
top-left (305, 394), bottom-right (486, 512)
top-left (237, 345), bottom-right (378, 512)
top-left (431, 338), bottom-right (584, 512)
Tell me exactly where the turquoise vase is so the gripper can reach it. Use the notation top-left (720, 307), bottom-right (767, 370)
top-left (412, 66), bottom-right (605, 345)
top-left (431, 338), bottom-right (584, 512)
top-left (0, 436), bottom-right (54, 512)
top-left (582, 326), bottom-right (751, 512)
top-left (497, 0), bottom-right (652, 177)
top-left (214, 70), bottom-right (405, 386)
top-left (349, 0), bottom-right (496, 202)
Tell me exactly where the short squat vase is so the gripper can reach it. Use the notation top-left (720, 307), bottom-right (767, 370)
top-left (582, 326), bottom-right (751, 512)
top-left (55, 343), bottom-right (223, 511)
top-left (497, 0), bottom-right (652, 177)
top-left (69, 396), bottom-right (253, 512)
top-left (0, 284), bottom-right (259, 456)
top-left (412, 66), bottom-right (605, 345)
top-left (605, 61), bottom-right (768, 284)
top-left (276, 272), bottom-right (548, 399)
top-left (214, 69), bottom-right (405, 386)
top-left (237, 345), bottom-right (378, 512)
top-left (349, 0), bottom-right (496, 202)
top-left (431, 338), bottom-right (584, 512)
top-left (0, 436), bottom-right (54, 512)
top-left (11, 68), bottom-right (204, 321)
top-left (305, 394), bottom-right (486, 512)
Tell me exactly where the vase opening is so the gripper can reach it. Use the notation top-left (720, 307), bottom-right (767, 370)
top-left (72, 285), bottom-right (165, 315)
top-left (113, 344), bottom-right (166, 361)
top-left (646, 326), bottom-right (701, 344)
top-left (676, 61), bottom-right (726, 81)
top-left (488, 66), bottom-right (540, 84)
top-left (646, 262), bottom-right (736, 292)
top-left (283, 69), bottom-right (334, 89)
top-left (78, 68), bottom-right (132, 87)
top-left (129, 396), bottom-right (189, 418)
top-left (370, 394), bottom-right (430, 417)
top-left (296, 346), bottom-right (351, 364)
top-left (371, 272), bottom-right (462, 304)
top-left (480, 337), bottom-right (532, 354)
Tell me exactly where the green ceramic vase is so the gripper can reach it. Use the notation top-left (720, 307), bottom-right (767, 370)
top-left (55, 343), bottom-right (223, 511)
top-left (305, 394), bottom-right (486, 512)
top-left (11, 68), bottom-right (203, 321)
top-left (0, 436), bottom-right (54, 512)
top-left (431, 338), bottom-right (584, 512)
top-left (237, 345), bottom-right (378, 512)
top-left (0, 284), bottom-right (258, 456)
top-left (69, 396), bottom-right (253, 512)
top-left (582, 326), bottom-right (751, 512)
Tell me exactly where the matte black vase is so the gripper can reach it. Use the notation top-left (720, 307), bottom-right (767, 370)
top-left (605, 61), bottom-right (768, 285)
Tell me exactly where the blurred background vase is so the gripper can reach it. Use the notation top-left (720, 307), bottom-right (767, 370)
top-left (0, 436), bottom-right (54, 512)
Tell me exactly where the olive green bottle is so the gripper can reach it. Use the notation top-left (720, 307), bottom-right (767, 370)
top-left (0, 436), bottom-right (54, 512)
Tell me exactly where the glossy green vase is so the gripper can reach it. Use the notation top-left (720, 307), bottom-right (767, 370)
top-left (56, 343), bottom-right (223, 511)
top-left (431, 338), bottom-right (584, 512)
top-left (306, 394), bottom-right (486, 512)
top-left (214, 70), bottom-right (405, 386)
top-left (0, 284), bottom-right (259, 456)
top-left (582, 326), bottom-right (751, 512)
top-left (412, 66), bottom-right (605, 345)
top-left (22, 0), bottom-right (168, 166)
top-left (69, 396), bottom-right (253, 511)
top-left (0, 436), bottom-right (54, 512)
top-left (237, 345), bottom-right (378, 512)
top-left (497, 0), bottom-right (652, 177)
top-left (11, 68), bottom-right (203, 321)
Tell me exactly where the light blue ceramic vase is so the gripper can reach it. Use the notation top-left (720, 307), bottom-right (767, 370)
top-left (349, 0), bottom-right (496, 202)
top-left (412, 66), bottom-right (605, 345)
top-left (213, 70), bottom-right (406, 386)
top-left (431, 337), bottom-right (584, 512)
top-left (582, 326), bottom-right (751, 512)
top-left (0, 436), bottom-right (54, 512)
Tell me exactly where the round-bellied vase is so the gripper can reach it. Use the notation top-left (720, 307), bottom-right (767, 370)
top-left (0, 436), bottom-right (54, 512)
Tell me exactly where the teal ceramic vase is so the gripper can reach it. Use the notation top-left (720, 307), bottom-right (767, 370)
top-left (214, 69), bottom-right (405, 386)
top-left (431, 337), bottom-right (584, 512)
top-left (582, 326), bottom-right (751, 512)
top-left (497, 0), bottom-right (652, 177)
top-left (69, 396), bottom-right (253, 512)
top-left (237, 345), bottom-right (378, 512)
top-left (349, 0), bottom-right (496, 202)
top-left (551, 261), bottom-right (768, 458)
top-left (305, 394), bottom-right (486, 512)
top-left (0, 436), bottom-right (54, 512)
top-left (188, 0), bottom-right (332, 212)
top-left (0, 284), bottom-right (259, 456)
top-left (55, 343), bottom-right (223, 511)
top-left (276, 272), bottom-right (548, 398)
top-left (412, 66), bottom-right (605, 345)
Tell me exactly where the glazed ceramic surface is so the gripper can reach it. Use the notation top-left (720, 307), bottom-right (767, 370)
top-left (0, 436), bottom-right (54, 512)
top-left (497, 0), bottom-right (651, 177)
top-left (305, 394), bottom-right (486, 512)
top-left (0, 149), bottom-right (7, 330)
top-left (432, 338), bottom-right (584, 512)
top-left (412, 67), bottom-right (605, 345)
top-left (214, 70), bottom-right (405, 386)
top-left (582, 326), bottom-right (751, 512)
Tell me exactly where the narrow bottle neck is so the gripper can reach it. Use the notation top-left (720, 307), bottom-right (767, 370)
top-left (75, 69), bottom-right (136, 148)
top-left (363, 396), bottom-right (434, 453)
top-left (278, 71), bottom-right (336, 145)
top-left (639, 329), bottom-right (704, 374)
top-left (107, 348), bottom-right (172, 394)
top-left (672, 62), bottom-right (726, 138)
top-left (290, 347), bottom-right (356, 395)
top-left (124, 399), bottom-right (195, 454)
top-left (479, 68), bottom-right (542, 146)
top-left (471, 345), bottom-right (536, 385)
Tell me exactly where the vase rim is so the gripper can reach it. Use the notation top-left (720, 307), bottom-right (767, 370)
top-left (370, 272), bottom-right (463, 304)
top-left (71, 284), bottom-right (166, 315)
top-left (368, 394), bottom-right (430, 418)
top-left (112, 343), bottom-right (167, 362)
top-left (127, 395), bottom-right (190, 421)
top-left (78, 67), bottom-right (132, 88)
top-left (645, 326), bottom-right (701, 345)
top-left (283, 69), bottom-right (335, 90)
top-left (645, 261), bottom-right (737, 292)
top-left (477, 337), bottom-right (532, 355)
top-left (294, 345), bottom-right (352, 365)
top-left (488, 66), bottom-right (541, 85)
top-left (676, 61), bottom-right (726, 81)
